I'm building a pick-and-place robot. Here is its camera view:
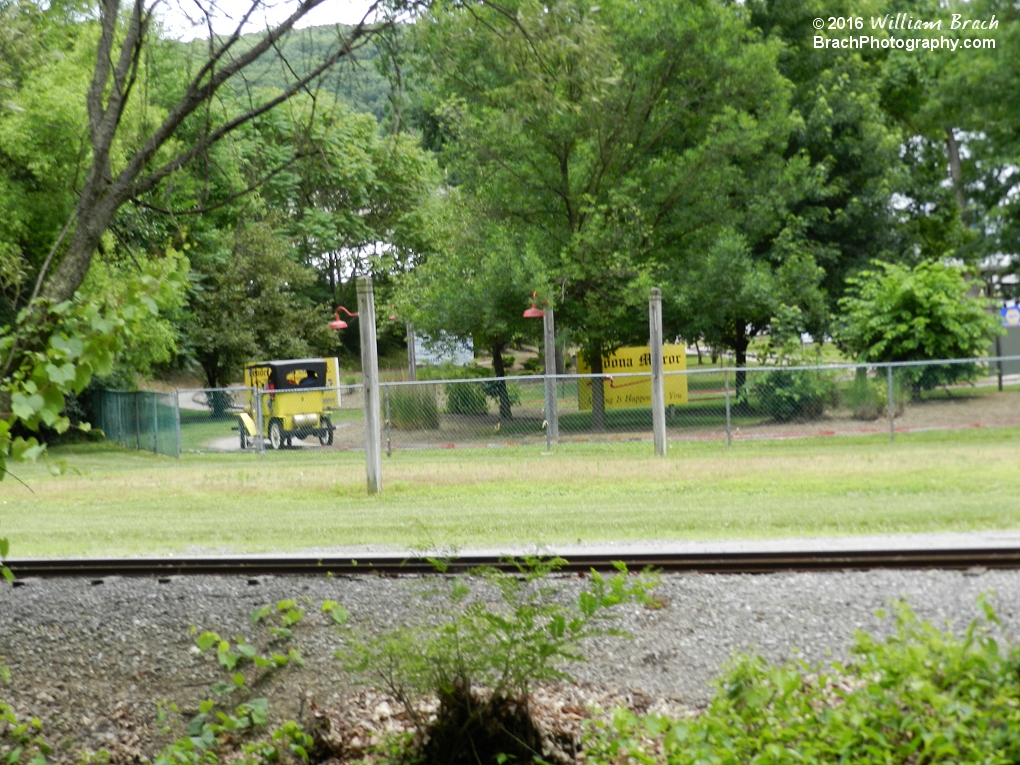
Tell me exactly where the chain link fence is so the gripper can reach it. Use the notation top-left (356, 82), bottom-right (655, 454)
top-left (91, 389), bottom-right (181, 457)
top-left (365, 358), bottom-right (1020, 449)
top-left (667, 358), bottom-right (1020, 444)
top-left (92, 355), bottom-right (1020, 456)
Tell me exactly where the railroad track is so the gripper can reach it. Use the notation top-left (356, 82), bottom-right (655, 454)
top-left (4, 547), bottom-right (1020, 579)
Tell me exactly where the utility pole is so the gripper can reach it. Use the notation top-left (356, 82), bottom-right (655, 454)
top-left (358, 276), bottom-right (383, 494)
top-left (406, 322), bottom-right (418, 382)
top-left (649, 287), bottom-right (666, 456)
top-left (543, 308), bottom-right (559, 442)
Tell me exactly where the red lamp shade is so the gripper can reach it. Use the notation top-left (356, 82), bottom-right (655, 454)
top-left (330, 306), bottom-right (358, 330)
top-left (523, 291), bottom-right (545, 318)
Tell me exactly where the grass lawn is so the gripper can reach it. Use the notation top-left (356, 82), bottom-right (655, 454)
top-left (2, 428), bottom-right (1019, 558)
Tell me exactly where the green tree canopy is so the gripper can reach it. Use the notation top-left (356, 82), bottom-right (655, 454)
top-left (397, 205), bottom-right (546, 416)
top-left (411, 0), bottom-right (806, 424)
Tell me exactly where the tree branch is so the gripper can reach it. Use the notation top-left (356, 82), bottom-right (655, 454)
top-left (134, 150), bottom-right (311, 215)
top-left (128, 18), bottom-right (382, 200)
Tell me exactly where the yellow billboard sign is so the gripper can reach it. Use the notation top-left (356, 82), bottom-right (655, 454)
top-left (577, 345), bottom-right (688, 410)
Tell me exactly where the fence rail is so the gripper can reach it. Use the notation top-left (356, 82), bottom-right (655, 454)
top-left (93, 355), bottom-right (1020, 456)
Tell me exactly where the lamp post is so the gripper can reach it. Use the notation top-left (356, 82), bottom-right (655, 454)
top-left (523, 293), bottom-right (559, 446)
top-left (330, 278), bottom-right (382, 494)
top-left (648, 287), bottom-right (666, 456)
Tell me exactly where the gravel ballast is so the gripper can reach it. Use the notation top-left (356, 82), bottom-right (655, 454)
top-left (2, 568), bottom-right (1018, 761)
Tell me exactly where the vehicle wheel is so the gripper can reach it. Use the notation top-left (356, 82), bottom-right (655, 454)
top-left (239, 430), bottom-right (248, 450)
top-left (285, 436), bottom-right (293, 448)
top-left (268, 419), bottom-right (284, 450)
top-left (319, 417), bottom-right (333, 446)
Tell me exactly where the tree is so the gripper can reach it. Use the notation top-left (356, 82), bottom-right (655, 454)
top-left (397, 208), bottom-right (545, 418)
top-left (748, 0), bottom-right (919, 307)
top-left (263, 99), bottom-right (444, 305)
top-left (835, 260), bottom-right (1001, 397)
top-left (37, 0), bottom-right (391, 306)
top-left (676, 228), bottom-right (828, 391)
top-left (183, 222), bottom-right (329, 389)
top-left (0, 0), bottom-right (399, 476)
top-left (411, 0), bottom-right (797, 427)
top-left (916, 0), bottom-right (1020, 296)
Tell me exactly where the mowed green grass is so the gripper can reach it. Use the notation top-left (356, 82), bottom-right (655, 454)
top-left (2, 428), bottom-right (1019, 557)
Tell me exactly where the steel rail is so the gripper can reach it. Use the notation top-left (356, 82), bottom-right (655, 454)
top-left (4, 547), bottom-right (1020, 579)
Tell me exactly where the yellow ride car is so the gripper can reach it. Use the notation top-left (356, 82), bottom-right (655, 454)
top-left (238, 358), bottom-right (340, 450)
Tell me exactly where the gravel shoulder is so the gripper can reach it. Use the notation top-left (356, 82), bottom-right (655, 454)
top-left (2, 569), bottom-right (1018, 761)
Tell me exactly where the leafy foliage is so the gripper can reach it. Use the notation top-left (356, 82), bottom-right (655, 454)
top-left (1, 253), bottom-right (188, 481)
top-left (842, 372), bottom-right (906, 421)
top-left (752, 369), bottom-right (834, 422)
top-left (339, 558), bottom-right (658, 765)
top-left (584, 598), bottom-right (1020, 764)
top-left (0, 700), bottom-right (49, 765)
top-left (0, 525), bottom-right (11, 584)
top-left (409, 0), bottom-right (809, 404)
top-left (444, 382), bottom-right (488, 416)
top-left (152, 598), bottom-right (343, 765)
top-left (389, 386), bottom-right (440, 430)
top-left (836, 260), bottom-right (1001, 394)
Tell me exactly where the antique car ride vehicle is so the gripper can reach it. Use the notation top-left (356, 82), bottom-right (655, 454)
top-left (237, 358), bottom-right (339, 449)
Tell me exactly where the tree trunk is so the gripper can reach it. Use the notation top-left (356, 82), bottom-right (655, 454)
top-left (491, 344), bottom-right (512, 420)
top-left (590, 341), bottom-right (606, 432)
top-left (945, 127), bottom-right (966, 218)
top-left (734, 332), bottom-right (749, 395)
top-left (328, 253), bottom-right (337, 302)
top-left (199, 355), bottom-right (221, 389)
top-left (43, 183), bottom-right (120, 304)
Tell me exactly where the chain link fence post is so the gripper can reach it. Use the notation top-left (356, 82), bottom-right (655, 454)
top-left (385, 383), bottom-right (392, 458)
top-left (173, 391), bottom-right (181, 458)
top-left (724, 367), bottom-right (732, 447)
top-left (887, 365), bottom-right (896, 443)
top-left (996, 335), bottom-right (1004, 391)
top-left (543, 308), bottom-right (559, 443)
top-left (256, 389), bottom-right (265, 458)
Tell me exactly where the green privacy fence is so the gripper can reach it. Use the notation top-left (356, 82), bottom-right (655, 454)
top-left (92, 389), bottom-right (181, 458)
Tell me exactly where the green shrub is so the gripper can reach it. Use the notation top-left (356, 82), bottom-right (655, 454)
top-left (445, 381), bottom-right (489, 415)
top-left (481, 380), bottom-right (522, 405)
top-left (752, 368), bottom-right (834, 422)
top-left (836, 260), bottom-right (1001, 399)
top-left (842, 372), bottom-right (905, 420)
top-left (585, 598), bottom-right (1020, 765)
top-left (389, 386), bottom-right (440, 430)
top-left (501, 354), bottom-right (516, 370)
top-left (442, 379), bottom-right (524, 417)
top-left (418, 363), bottom-right (489, 381)
top-left (338, 558), bottom-right (658, 765)
top-left (521, 356), bottom-right (543, 374)
top-left (0, 700), bottom-right (49, 765)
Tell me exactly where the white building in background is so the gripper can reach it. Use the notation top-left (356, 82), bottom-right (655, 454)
top-left (414, 332), bottom-right (474, 367)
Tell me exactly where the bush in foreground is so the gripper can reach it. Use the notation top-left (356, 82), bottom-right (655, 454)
top-left (338, 558), bottom-right (658, 765)
top-left (585, 598), bottom-right (1020, 764)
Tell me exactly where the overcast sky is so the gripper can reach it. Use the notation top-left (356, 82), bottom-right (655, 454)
top-left (157, 0), bottom-right (380, 41)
